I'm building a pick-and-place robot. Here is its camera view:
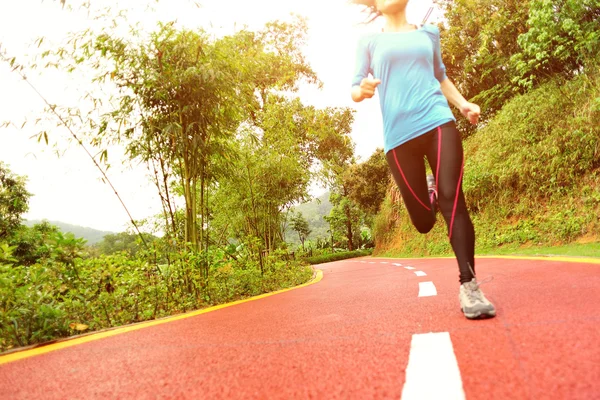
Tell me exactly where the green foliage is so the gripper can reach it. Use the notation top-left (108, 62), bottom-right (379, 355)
top-left (360, 227), bottom-right (374, 249)
top-left (465, 72), bottom-right (600, 207)
top-left (440, 0), bottom-right (600, 133)
top-left (345, 148), bottom-right (389, 216)
top-left (1, 219), bottom-right (89, 270)
top-left (96, 232), bottom-right (155, 257)
top-left (11, 8), bottom-right (357, 271)
top-left (75, 16), bottom-right (350, 264)
top-left (304, 249), bottom-right (373, 265)
top-left (0, 242), bottom-right (17, 265)
top-left (477, 242), bottom-right (600, 258)
top-left (10, 222), bottom-right (87, 266)
top-left (439, 0), bottom-right (530, 134)
top-left (290, 212), bottom-right (311, 250)
top-left (285, 192), bottom-right (333, 245)
top-left (0, 162), bottom-right (31, 240)
top-left (212, 99), bottom-right (354, 264)
top-left (94, 23), bottom-right (245, 248)
top-left (326, 191), bottom-right (364, 251)
top-left (511, 0), bottom-right (600, 89)
top-left (0, 247), bottom-right (313, 352)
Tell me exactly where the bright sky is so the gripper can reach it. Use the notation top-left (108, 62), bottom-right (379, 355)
top-left (0, 0), bottom-right (440, 232)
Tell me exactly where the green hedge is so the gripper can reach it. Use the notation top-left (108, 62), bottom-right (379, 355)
top-left (304, 249), bottom-right (373, 265)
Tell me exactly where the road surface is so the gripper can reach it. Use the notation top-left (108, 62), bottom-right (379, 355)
top-left (1, 256), bottom-right (598, 399)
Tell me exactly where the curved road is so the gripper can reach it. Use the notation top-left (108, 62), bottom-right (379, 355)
top-left (1, 256), bottom-right (599, 399)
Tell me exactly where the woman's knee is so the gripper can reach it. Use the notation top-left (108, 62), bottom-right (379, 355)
top-left (437, 185), bottom-right (457, 204)
top-left (412, 217), bottom-right (435, 234)
top-left (438, 187), bottom-right (463, 214)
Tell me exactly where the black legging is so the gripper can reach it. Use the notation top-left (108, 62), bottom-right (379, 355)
top-left (385, 121), bottom-right (475, 284)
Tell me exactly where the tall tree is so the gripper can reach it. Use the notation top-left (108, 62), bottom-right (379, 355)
top-left (344, 148), bottom-right (389, 218)
top-left (290, 212), bottom-right (311, 251)
top-left (212, 100), bottom-right (355, 266)
top-left (326, 191), bottom-right (363, 251)
top-left (207, 18), bottom-right (354, 265)
top-left (94, 24), bottom-right (241, 255)
top-left (0, 163), bottom-right (31, 240)
top-left (317, 106), bottom-right (357, 251)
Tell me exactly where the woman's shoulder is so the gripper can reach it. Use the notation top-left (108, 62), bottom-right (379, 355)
top-left (420, 23), bottom-right (441, 38)
top-left (357, 32), bottom-right (378, 43)
top-left (355, 32), bottom-right (379, 51)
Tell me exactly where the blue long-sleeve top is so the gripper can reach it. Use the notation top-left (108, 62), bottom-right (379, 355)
top-left (352, 24), bottom-right (455, 153)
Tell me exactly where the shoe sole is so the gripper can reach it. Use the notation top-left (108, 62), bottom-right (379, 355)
top-left (461, 308), bottom-right (496, 320)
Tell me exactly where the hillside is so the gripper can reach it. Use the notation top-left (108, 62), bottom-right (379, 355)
top-left (24, 220), bottom-right (114, 244)
top-left (285, 191), bottom-right (332, 246)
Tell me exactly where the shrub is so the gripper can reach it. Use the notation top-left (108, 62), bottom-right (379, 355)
top-left (304, 249), bottom-right (373, 265)
top-left (0, 247), bottom-right (314, 352)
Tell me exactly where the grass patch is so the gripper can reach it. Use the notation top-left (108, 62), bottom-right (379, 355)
top-left (477, 242), bottom-right (600, 258)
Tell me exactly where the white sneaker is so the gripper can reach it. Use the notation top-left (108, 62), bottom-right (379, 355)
top-left (459, 279), bottom-right (496, 319)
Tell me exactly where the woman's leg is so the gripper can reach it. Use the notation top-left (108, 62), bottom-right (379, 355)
top-left (426, 122), bottom-right (495, 319)
top-left (424, 122), bottom-right (475, 284)
top-left (387, 123), bottom-right (494, 319)
top-left (386, 134), bottom-right (436, 234)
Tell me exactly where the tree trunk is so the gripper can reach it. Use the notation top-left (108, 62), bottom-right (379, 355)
top-left (191, 176), bottom-right (198, 250)
top-left (160, 158), bottom-right (177, 238)
top-left (345, 203), bottom-right (354, 251)
top-left (200, 165), bottom-right (205, 252)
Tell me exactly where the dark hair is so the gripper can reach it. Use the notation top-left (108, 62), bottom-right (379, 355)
top-left (350, 0), bottom-right (382, 23)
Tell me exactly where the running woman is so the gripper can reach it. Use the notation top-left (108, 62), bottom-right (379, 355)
top-left (350, 0), bottom-right (496, 319)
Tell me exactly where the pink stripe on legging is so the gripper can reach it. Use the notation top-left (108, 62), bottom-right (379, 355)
top-left (392, 148), bottom-right (431, 211)
top-left (449, 157), bottom-right (464, 240)
top-left (436, 127), bottom-right (442, 187)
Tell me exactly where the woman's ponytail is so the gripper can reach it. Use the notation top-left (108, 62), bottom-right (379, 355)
top-left (349, 0), bottom-right (382, 23)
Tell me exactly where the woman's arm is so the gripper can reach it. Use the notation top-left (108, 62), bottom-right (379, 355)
top-left (440, 78), bottom-right (481, 125)
top-left (351, 35), bottom-right (377, 103)
top-left (429, 24), bottom-right (480, 125)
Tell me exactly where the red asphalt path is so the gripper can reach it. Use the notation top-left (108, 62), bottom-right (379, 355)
top-left (1, 256), bottom-right (599, 399)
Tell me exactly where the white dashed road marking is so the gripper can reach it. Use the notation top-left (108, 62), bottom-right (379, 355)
top-left (414, 271), bottom-right (427, 277)
top-left (404, 266), bottom-right (415, 270)
top-left (392, 263), bottom-right (403, 266)
top-left (418, 281), bottom-right (437, 297)
top-left (401, 332), bottom-right (465, 400)
top-left (380, 261), bottom-right (388, 264)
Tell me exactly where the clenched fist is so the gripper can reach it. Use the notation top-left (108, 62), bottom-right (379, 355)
top-left (359, 78), bottom-right (381, 99)
top-left (459, 102), bottom-right (481, 125)
top-left (351, 78), bottom-right (382, 102)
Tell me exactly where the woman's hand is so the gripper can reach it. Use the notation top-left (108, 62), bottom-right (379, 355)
top-left (460, 102), bottom-right (480, 125)
top-left (352, 78), bottom-right (381, 102)
top-left (360, 78), bottom-right (381, 99)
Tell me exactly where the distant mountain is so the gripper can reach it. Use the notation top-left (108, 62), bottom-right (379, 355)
top-left (24, 220), bottom-right (115, 244)
top-left (285, 191), bottom-right (332, 245)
